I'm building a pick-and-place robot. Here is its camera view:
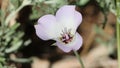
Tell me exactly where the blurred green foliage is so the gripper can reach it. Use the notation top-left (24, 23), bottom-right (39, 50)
top-left (0, 0), bottom-right (117, 67)
top-left (96, 0), bottom-right (116, 28)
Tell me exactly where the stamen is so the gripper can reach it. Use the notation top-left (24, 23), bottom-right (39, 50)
top-left (60, 28), bottom-right (73, 44)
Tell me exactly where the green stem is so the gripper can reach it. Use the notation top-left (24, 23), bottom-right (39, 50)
top-left (117, 19), bottom-right (120, 68)
top-left (73, 50), bottom-right (85, 68)
top-left (4, 5), bottom-right (23, 25)
top-left (10, 58), bottom-right (32, 63)
top-left (116, 0), bottom-right (120, 68)
top-left (117, 20), bottom-right (120, 68)
top-left (4, 0), bottom-right (32, 25)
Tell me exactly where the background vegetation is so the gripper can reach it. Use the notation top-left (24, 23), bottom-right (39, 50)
top-left (0, 0), bottom-right (118, 68)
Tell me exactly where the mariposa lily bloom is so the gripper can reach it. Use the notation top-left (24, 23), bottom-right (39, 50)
top-left (34, 5), bottom-right (83, 52)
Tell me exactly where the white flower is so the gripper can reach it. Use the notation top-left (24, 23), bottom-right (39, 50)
top-left (35, 5), bottom-right (83, 52)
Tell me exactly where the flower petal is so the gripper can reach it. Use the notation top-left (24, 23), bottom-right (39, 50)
top-left (55, 5), bottom-right (82, 35)
top-left (71, 32), bottom-right (83, 51)
top-left (35, 25), bottom-right (50, 40)
top-left (56, 42), bottom-right (72, 52)
top-left (74, 11), bottom-right (82, 28)
top-left (56, 5), bottom-right (75, 21)
top-left (35, 15), bottom-right (58, 40)
top-left (56, 32), bottom-right (83, 52)
top-left (56, 5), bottom-right (76, 28)
top-left (38, 15), bottom-right (56, 25)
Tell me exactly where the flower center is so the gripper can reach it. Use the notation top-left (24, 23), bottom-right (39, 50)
top-left (60, 28), bottom-right (73, 44)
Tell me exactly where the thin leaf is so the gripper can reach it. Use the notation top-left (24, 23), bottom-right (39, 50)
top-left (5, 41), bottom-right (23, 53)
